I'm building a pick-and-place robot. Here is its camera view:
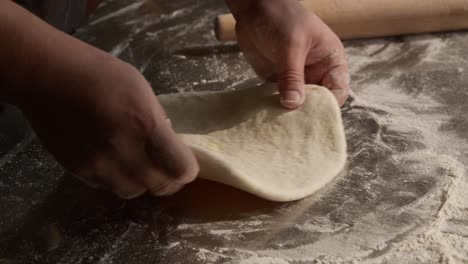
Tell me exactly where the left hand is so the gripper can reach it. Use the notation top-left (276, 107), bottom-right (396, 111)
top-left (226, 0), bottom-right (350, 109)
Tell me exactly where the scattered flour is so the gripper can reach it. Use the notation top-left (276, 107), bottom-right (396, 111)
top-left (32, 1), bottom-right (468, 263)
top-left (175, 35), bottom-right (468, 264)
top-left (89, 1), bottom-right (144, 26)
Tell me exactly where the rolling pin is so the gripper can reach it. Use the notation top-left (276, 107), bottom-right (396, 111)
top-left (215, 0), bottom-right (468, 41)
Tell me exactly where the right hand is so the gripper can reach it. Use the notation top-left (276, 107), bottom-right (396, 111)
top-left (19, 54), bottom-right (199, 199)
top-left (226, 0), bottom-right (350, 109)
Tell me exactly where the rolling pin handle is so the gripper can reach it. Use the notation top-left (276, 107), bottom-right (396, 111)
top-left (215, 0), bottom-right (468, 42)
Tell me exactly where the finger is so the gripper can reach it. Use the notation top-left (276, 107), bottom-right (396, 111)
top-left (303, 44), bottom-right (350, 106)
top-left (93, 154), bottom-right (146, 199)
top-left (115, 97), bottom-right (199, 198)
top-left (236, 30), bottom-right (274, 79)
top-left (105, 143), bottom-right (186, 198)
top-left (322, 64), bottom-right (350, 106)
top-left (304, 50), bottom-right (342, 84)
top-left (138, 168), bottom-right (185, 196)
top-left (152, 182), bottom-right (184, 196)
top-left (99, 171), bottom-right (146, 200)
top-left (277, 47), bottom-right (307, 110)
top-left (111, 176), bottom-right (146, 200)
top-left (72, 173), bottom-right (102, 189)
top-left (146, 102), bottom-right (199, 184)
top-left (71, 166), bottom-right (102, 189)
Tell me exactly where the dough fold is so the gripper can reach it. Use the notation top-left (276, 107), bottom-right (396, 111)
top-left (159, 84), bottom-right (347, 202)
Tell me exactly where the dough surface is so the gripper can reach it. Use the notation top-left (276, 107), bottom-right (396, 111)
top-left (159, 84), bottom-right (347, 202)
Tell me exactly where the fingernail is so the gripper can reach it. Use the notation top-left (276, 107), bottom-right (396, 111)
top-left (281, 90), bottom-right (303, 109)
top-left (114, 188), bottom-right (145, 200)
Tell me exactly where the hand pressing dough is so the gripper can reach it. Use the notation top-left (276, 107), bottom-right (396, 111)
top-left (159, 84), bottom-right (347, 202)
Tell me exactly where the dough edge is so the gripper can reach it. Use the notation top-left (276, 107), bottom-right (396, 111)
top-left (177, 85), bottom-right (347, 202)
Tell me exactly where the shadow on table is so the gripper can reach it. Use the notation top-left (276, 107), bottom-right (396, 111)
top-left (3, 175), bottom-right (282, 260)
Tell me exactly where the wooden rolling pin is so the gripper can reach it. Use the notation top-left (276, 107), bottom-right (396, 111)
top-left (215, 0), bottom-right (468, 41)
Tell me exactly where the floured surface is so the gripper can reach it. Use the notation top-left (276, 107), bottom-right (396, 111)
top-left (1, 1), bottom-right (468, 263)
top-left (159, 85), bottom-right (346, 201)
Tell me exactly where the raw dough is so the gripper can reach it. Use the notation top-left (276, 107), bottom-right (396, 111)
top-left (159, 84), bottom-right (347, 202)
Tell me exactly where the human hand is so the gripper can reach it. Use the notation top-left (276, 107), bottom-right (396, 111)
top-left (226, 0), bottom-right (350, 109)
top-left (0, 0), bottom-right (198, 199)
top-left (19, 55), bottom-right (199, 199)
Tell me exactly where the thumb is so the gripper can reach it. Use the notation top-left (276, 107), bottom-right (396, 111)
top-left (146, 102), bottom-right (199, 184)
top-left (278, 51), bottom-right (306, 109)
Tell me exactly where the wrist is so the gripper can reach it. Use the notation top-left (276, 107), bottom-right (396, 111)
top-left (225, 0), bottom-right (269, 19)
top-left (0, 1), bottom-right (116, 108)
top-left (224, 0), bottom-right (251, 16)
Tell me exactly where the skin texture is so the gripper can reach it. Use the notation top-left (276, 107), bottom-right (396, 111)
top-left (225, 0), bottom-right (350, 109)
top-left (0, 1), bottom-right (198, 199)
top-left (0, 0), bottom-right (349, 199)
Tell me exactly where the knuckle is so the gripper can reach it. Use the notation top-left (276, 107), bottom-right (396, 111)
top-left (278, 70), bottom-right (304, 85)
top-left (329, 52), bottom-right (348, 68)
top-left (283, 23), bottom-right (310, 48)
top-left (286, 33), bottom-right (306, 48)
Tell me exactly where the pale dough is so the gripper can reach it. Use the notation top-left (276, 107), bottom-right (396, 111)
top-left (159, 84), bottom-right (347, 202)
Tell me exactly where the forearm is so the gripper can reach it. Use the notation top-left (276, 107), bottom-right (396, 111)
top-left (224, 0), bottom-right (254, 15)
top-left (0, 1), bottom-right (109, 106)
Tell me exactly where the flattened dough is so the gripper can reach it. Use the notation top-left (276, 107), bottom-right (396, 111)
top-left (159, 84), bottom-right (347, 202)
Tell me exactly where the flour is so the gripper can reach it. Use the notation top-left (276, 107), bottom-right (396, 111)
top-left (176, 34), bottom-right (468, 263)
top-left (6, 1), bottom-right (467, 262)
top-left (196, 248), bottom-right (227, 263)
top-left (88, 1), bottom-right (144, 26)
